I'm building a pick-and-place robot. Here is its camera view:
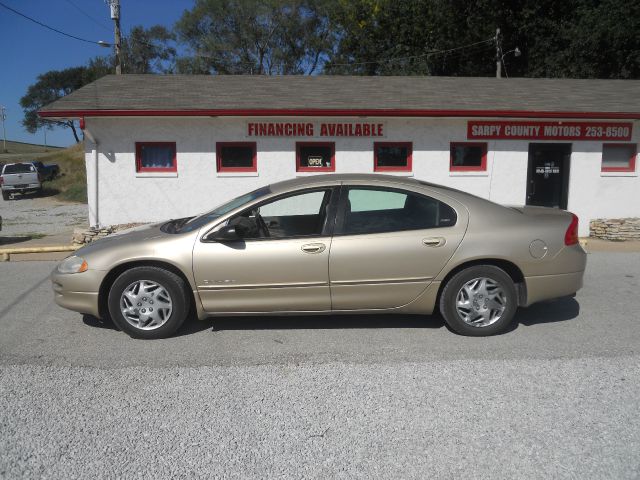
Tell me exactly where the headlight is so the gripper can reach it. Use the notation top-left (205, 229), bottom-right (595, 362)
top-left (57, 255), bottom-right (88, 274)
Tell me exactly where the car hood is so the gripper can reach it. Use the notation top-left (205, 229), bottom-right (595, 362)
top-left (71, 221), bottom-right (199, 272)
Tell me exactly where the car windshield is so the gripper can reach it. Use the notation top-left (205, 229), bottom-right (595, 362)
top-left (4, 163), bottom-right (35, 174)
top-left (174, 186), bottom-right (272, 233)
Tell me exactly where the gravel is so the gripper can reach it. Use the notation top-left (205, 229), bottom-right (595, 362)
top-left (1, 252), bottom-right (639, 478)
top-left (1, 360), bottom-right (638, 479)
top-left (0, 196), bottom-right (87, 238)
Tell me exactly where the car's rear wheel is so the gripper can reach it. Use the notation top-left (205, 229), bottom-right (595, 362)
top-left (107, 266), bottom-right (189, 339)
top-left (439, 265), bottom-right (517, 336)
top-left (1, 191), bottom-right (9, 201)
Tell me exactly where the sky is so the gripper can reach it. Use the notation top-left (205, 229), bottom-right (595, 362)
top-left (0, 0), bottom-right (193, 147)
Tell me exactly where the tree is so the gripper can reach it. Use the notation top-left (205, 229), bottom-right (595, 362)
top-left (325, 0), bottom-right (640, 79)
top-left (120, 25), bottom-right (177, 74)
top-left (20, 66), bottom-right (108, 143)
top-left (175, 0), bottom-right (336, 75)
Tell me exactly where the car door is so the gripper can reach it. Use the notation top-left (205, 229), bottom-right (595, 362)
top-left (329, 184), bottom-right (467, 311)
top-left (193, 187), bottom-right (338, 313)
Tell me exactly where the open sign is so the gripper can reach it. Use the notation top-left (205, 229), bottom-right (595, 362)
top-left (307, 156), bottom-right (324, 167)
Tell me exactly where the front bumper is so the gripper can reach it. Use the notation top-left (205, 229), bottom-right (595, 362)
top-left (51, 268), bottom-right (106, 318)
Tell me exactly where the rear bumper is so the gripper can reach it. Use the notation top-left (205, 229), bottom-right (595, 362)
top-left (524, 271), bottom-right (584, 306)
top-left (2, 184), bottom-right (40, 193)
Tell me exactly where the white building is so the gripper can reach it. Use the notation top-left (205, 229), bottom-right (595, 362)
top-left (40, 75), bottom-right (640, 236)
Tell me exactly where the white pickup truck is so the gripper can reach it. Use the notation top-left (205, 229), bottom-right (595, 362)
top-left (0, 162), bottom-right (43, 200)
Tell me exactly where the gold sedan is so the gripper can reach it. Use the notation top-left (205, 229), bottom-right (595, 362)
top-left (52, 174), bottom-right (586, 339)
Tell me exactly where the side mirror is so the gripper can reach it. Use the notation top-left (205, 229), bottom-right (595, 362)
top-left (208, 225), bottom-right (242, 242)
top-left (206, 216), bottom-right (254, 242)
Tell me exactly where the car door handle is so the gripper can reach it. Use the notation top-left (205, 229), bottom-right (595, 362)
top-left (423, 237), bottom-right (446, 247)
top-left (301, 243), bottom-right (326, 254)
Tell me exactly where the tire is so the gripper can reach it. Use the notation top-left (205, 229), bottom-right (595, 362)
top-left (107, 266), bottom-right (189, 339)
top-left (439, 265), bottom-right (518, 336)
top-left (1, 191), bottom-right (9, 201)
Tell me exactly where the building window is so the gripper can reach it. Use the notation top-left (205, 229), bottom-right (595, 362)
top-left (601, 144), bottom-right (637, 172)
top-left (135, 142), bottom-right (176, 172)
top-left (296, 142), bottom-right (335, 172)
top-left (374, 142), bottom-right (412, 172)
top-left (450, 142), bottom-right (487, 172)
top-left (216, 142), bottom-right (257, 172)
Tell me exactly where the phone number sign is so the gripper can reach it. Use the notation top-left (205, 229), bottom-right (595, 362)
top-left (468, 121), bottom-right (632, 141)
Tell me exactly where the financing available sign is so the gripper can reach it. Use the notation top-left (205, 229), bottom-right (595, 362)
top-left (467, 120), bottom-right (632, 141)
top-left (247, 121), bottom-right (385, 138)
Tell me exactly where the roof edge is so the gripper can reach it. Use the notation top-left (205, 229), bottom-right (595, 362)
top-left (38, 108), bottom-right (640, 120)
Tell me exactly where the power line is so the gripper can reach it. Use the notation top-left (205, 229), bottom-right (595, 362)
top-left (63, 0), bottom-right (111, 31)
top-left (0, 0), bottom-right (106, 45)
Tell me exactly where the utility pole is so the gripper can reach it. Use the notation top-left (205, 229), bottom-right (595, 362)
top-left (495, 28), bottom-right (502, 78)
top-left (108, 0), bottom-right (122, 74)
top-left (1, 106), bottom-right (7, 153)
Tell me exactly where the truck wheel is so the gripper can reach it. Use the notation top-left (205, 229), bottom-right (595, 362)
top-left (439, 265), bottom-right (518, 336)
top-left (107, 266), bottom-right (189, 339)
top-left (1, 191), bottom-right (9, 201)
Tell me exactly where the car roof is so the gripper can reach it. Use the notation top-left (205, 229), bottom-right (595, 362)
top-left (266, 173), bottom-right (509, 213)
top-left (269, 173), bottom-right (422, 191)
top-left (269, 173), bottom-right (464, 198)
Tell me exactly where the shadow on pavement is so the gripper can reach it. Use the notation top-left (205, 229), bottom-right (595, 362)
top-left (0, 236), bottom-right (35, 246)
top-left (517, 296), bottom-right (580, 326)
top-left (211, 313), bottom-right (444, 331)
top-left (81, 297), bottom-right (580, 337)
top-left (82, 313), bottom-right (216, 337)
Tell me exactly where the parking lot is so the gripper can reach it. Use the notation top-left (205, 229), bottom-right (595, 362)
top-left (1, 251), bottom-right (639, 478)
top-left (0, 195), bottom-right (87, 244)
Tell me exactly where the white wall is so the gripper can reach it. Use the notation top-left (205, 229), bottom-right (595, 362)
top-left (84, 117), bottom-right (640, 236)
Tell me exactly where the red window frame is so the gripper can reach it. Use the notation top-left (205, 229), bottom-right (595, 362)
top-left (450, 142), bottom-right (488, 172)
top-left (601, 143), bottom-right (637, 173)
top-left (296, 142), bottom-right (335, 172)
top-left (373, 142), bottom-right (413, 172)
top-left (135, 142), bottom-right (177, 173)
top-left (216, 142), bottom-right (257, 172)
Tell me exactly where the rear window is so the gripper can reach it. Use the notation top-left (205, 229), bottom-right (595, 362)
top-left (4, 163), bottom-right (35, 174)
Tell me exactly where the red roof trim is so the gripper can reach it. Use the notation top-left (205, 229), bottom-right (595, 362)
top-left (38, 108), bottom-right (640, 120)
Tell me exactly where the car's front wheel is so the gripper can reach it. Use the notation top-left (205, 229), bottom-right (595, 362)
top-left (107, 266), bottom-right (189, 339)
top-left (439, 265), bottom-right (518, 336)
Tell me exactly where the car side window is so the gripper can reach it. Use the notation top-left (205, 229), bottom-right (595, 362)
top-left (229, 189), bottom-right (332, 239)
top-left (339, 187), bottom-right (457, 235)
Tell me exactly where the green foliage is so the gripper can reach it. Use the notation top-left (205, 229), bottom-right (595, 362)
top-left (20, 67), bottom-right (86, 142)
top-left (326, 0), bottom-right (640, 78)
top-left (40, 144), bottom-right (87, 203)
top-left (120, 25), bottom-right (177, 74)
top-left (175, 0), bottom-right (336, 74)
top-left (19, 64), bottom-right (110, 143)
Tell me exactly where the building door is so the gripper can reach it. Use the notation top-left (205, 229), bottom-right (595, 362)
top-left (526, 143), bottom-right (571, 209)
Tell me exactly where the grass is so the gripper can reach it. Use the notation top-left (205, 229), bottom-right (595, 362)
top-left (0, 139), bottom-right (63, 155)
top-left (39, 143), bottom-right (87, 203)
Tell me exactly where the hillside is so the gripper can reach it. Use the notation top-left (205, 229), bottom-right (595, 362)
top-left (0, 139), bottom-right (64, 156)
top-left (39, 143), bottom-right (86, 203)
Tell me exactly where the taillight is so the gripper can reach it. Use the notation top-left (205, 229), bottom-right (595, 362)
top-left (564, 213), bottom-right (579, 246)
top-left (0, 176), bottom-right (3, 185)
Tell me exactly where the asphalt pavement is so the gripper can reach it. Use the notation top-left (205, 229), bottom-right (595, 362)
top-left (1, 252), bottom-right (639, 479)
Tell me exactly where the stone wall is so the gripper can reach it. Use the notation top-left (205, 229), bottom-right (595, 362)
top-left (589, 218), bottom-right (640, 241)
top-left (72, 224), bottom-right (145, 246)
